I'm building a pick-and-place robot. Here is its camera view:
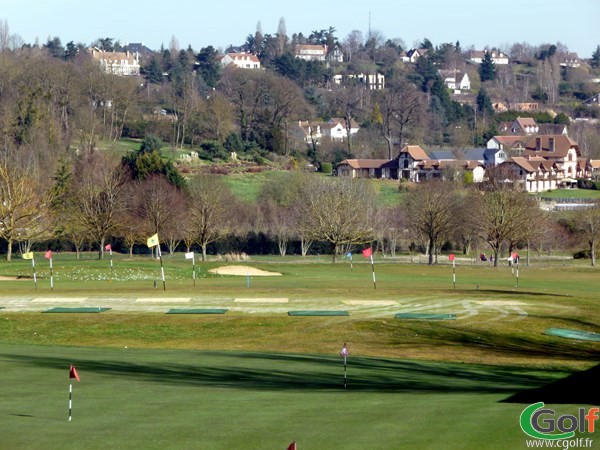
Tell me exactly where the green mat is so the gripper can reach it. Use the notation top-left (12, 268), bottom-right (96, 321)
top-left (166, 308), bottom-right (228, 314)
top-left (544, 328), bottom-right (600, 342)
top-left (43, 307), bottom-right (111, 313)
top-left (288, 310), bottom-right (349, 316)
top-left (395, 313), bottom-right (456, 320)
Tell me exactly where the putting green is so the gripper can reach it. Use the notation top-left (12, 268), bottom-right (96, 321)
top-left (42, 307), bottom-right (111, 313)
top-left (166, 308), bottom-right (228, 314)
top-left (544, 328), bottom-right (600, 342)
top-left (288, 310), bottom-right (349, 316)
top-left (395, 313), bottom-right (456, 320)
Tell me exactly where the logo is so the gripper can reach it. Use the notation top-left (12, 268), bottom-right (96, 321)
top-left (520, 402), bottom-right (599, 440)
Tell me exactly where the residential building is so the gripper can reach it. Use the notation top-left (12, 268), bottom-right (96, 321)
top-left (89, 48), bottom-right (140, 76)
top-left (468, 50), bottom-right (509, 65)
top-left (220, 52), bottom-right (261, 69)
top-left (321, 118), bottom-right (360, 141)
top-left (332, 73), bottom-right (385, 90)
top-left (337, 159), bottom-right (398, 179)
top-left (400, 48), bottom-right (429, 63)
top-left (438, 70), bottom-right (470, 92)
top-left (295, 44), bottom-right (327, 61)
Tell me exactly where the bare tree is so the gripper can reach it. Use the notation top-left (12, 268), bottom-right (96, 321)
top-left (66, 152), bottom-right (127, 259)
top-left (330, 82), bottom-right (366, 157)
top-left (574, 202), bottom-right (600, 267)
top-left (405, 180), bottom-right (456, 265)
top-left (0, 162), bottom-right (54, 261)
top-left (466, 171), bottom-right (538, 267)
top-left (295, 176), bottom-right (377, 262)
top-left (188, 175), bottom-right (236, 261)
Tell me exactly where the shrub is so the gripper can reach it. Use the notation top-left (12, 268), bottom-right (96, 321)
top-left (573, 250), bottom-right (590, 259)
top-left (320, 162), bottom-right (332, 174)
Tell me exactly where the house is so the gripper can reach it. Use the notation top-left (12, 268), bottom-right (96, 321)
top-left (293, 121), bottom-right (322, 145)
top-left (590, 160), bottom-right (600, 179)
top-left (500, 157), bottom-right (562, 193)
top-left (398, 145), bottom-right (430, 181)
top-left (89, 48), bottom-right (140, 76)
top-left (336, 159), bottom-right (398, 179)
top-left (438, 70), bottom-right (470, 92)
top-left (400, 48), bottom-right (430, 63)
top-left (295, 44), bottom-right (327, 62)
top-left (524, 135), bottom-right (580, 181)
top-left (220, 52), bottom-right (261, 69)
top-left (487, 136), bottom-right (530, 156)
top-left (560, 53), bottom-right (581, 68)
top-left (333, 73), bottom-right (385, 90)
top-left (468, 50), bottom-right (509, 65)
top-left (321, 118), bottom-right (360, 141)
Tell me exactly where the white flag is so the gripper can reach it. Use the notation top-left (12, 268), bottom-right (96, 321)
top-left (185, 252), bottom-right (194, 260)
top-left (340, 343), bottom-right (349, 357)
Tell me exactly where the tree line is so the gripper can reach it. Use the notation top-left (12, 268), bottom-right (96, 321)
top-left (2, 137), bottom-right (599, 266)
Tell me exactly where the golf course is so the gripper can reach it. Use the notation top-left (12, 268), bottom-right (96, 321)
top-left (0, 253), bottom-right (598, 449)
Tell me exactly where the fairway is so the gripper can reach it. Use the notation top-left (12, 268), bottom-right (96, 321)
top-left (0, 255), bottom-right (598, 448)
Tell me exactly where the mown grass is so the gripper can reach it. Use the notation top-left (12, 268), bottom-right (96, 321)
top-left (0, 344), bottom-right (595, 450)
top-left (538, 189), bottom-right (600, 199)
top-left (0, 255), bottom-right (598, 448)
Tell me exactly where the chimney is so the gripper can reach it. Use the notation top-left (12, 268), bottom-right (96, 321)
top-left (549, 137), bottom-right (555, 152)
top-left (536, 137), bottom-right (542, 151)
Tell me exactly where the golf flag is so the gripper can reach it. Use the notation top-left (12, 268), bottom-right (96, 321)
top-left (22, 252), bottom-right (34, 260)
top-left (69, 365), bottom-right (80, 382)
top-left (340, 343), bottom-right (349, 358)
top-left (448, 254), bottom-right (455, 261)
top-left (345, 252), bottom-right (352, 258)
top-left (362, 247), bottom-right (372, 258)
top-left (185, 252), bottom-right (194, 260)
top-left (147, 233), bottom-right (159, 248)
top-left (44, 250), bottom-right (52, 260)
top-left (287, 442), bottom-right (297, 450)
top-left (105, 244), bottom-right (112, 251)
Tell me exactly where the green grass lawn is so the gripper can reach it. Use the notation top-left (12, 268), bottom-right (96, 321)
top-left (538, 189), bottom-right (600, 199)
top-left (0, 255), bottom-right (598, 448)
top-left (0, 344), bottom-right (595, 450)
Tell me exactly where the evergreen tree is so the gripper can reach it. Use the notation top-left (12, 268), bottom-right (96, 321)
top-left (591, 45), bottom-right (600, 69)
top-left (479, 52), bottom-right (496, 82)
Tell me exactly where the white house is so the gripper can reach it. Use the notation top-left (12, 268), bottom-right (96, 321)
top-left (295, 44), bottom-right (327, 61)
top-left (220, 52), bottom-right (261, 69)
top-left (89, 48), bottom-right (140, 76)
top-left (333, 73), bottom-right (385, 90)
top-left (469, 50), bottom-right (509, 65)
top-left (438, 70), bottom-right (470, 93)
top-left (321, 118), bottom-right (359, 141)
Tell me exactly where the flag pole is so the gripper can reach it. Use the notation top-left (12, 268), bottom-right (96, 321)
top-left (68, 379), bottom-right (73, 421)
top-left (157, 244), bottom-right (166, 291)
top-left (516, 256), bottom-right (519, 288)
top-left (109, 247), bottom-right (113, 272)
top-left (49, 256), bottom-right (54, 290)
top-left (453, 258), bottom-right (456, 290)
top-left (344, 353), bottom-right (347, 389)
top-left (370, 254), bottom-right (376, 290)
top-left (32, 258), bottom-right (37, 290)
top-left (192, 254), bottom-right (196, 287)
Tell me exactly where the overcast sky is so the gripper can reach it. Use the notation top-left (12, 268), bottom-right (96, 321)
top-left (3, 0), bottom-right (597, 57)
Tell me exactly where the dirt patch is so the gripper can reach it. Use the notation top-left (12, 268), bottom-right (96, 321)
top-left (209, 265), bottom-right (282, 276)
top-left (0, 276), bottom-right (28, 281)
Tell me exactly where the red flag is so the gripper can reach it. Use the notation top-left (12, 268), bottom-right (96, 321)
top-left (340, 343), bottom-right (349, 357)
top-left (448, 254), bottom-right (455, 261)
top-left (69, 365), bottom-right (80, 382)
top-left (105, 244), bottom-right (112, 251)
top-left (44, 250), bottom-right (52, 260)
top-left (287, 442), bottom-right (296, 450)
top-left (362, 247), bottom-right (372, 258)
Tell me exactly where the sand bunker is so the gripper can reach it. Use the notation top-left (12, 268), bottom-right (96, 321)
top-left (209, 265), bottom-right (282, 276)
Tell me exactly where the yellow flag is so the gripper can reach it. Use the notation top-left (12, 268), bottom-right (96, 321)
top-left (147, 233), bottom-right (159, 248)
top-left (22, 252), bottom-right (34, 260)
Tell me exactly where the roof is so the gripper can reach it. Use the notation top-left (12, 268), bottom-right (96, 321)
top-left (295, 44), bottom-right (327, 53)
top-left (515, 117), bottom-right (537, 129)
top-left (524, 135), bottom-right (579, 158)
top-left (327, 118), bottom-right (360, 129)
top-left (590, 160), bottom-right (600, 169)
top-left (429, 151), bottom-right (454, 160)
top-left (225, 52), bottom-right (260, 63)
top-left (504, 157), bottom-right (536, 173)
top-left (337, 159), bottom-right (391, 169)
top-left (399, 145), bottom-right (429, 160)
top-left (492, 136), bottom-right (529, 148)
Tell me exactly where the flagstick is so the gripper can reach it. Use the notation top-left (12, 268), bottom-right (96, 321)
top-left (109, 248), bottom-right (113, 272)
top-left (192, 255), bottom-right (196, 287)
top-left (452, 259), bottom-right (456, 291)
top-left (344, 354), bottom-right (347, 389)
top-left (157, 245), bottom-right (166, 291)
top-left (370, 254), bottom-right (376, 290)
top-left (49, 257), bottom-right (54, 290)
top-left (32, 258), bottom-right (37, 290)
top-left (516, 259), bottom-right (519, 288)
top-left (350, 254), bottom-right (353, 271)
top-left (68, 380), bottom-right (72, 422)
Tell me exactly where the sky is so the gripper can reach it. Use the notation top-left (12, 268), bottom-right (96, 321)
top-left (2, 0), bottom-right (598, 57)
